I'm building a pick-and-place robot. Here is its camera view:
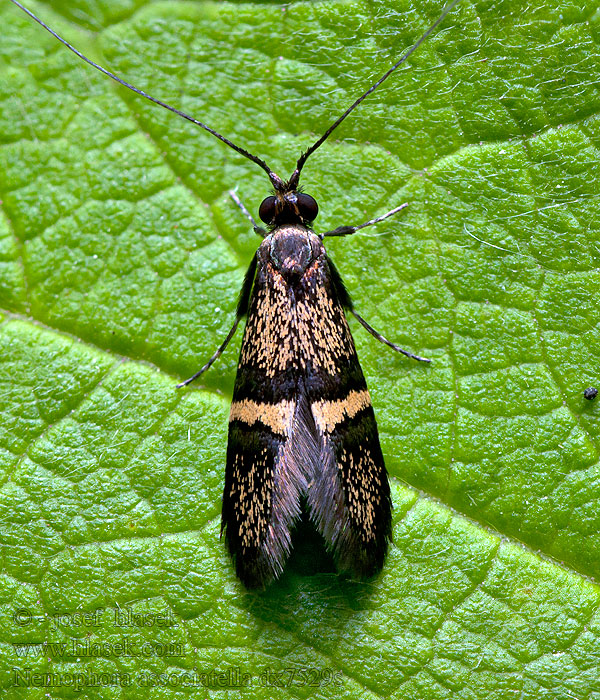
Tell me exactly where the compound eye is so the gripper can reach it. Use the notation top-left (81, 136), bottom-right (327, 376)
top-left (259, 196), bottom-right (277, 224)
top-left (297, 193), bottom-right (318, 221)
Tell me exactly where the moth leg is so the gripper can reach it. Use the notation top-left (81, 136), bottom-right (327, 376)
top-left (176, 318), bottom-right (241, 388)
top-left (177, 253), bottom-right (258, 388)
top-left (321, 203), bottom-right (408, 238)
top-left (351, 309), bottom-right (431, 363)
top-left (229, 190), bottom-right (267, 237)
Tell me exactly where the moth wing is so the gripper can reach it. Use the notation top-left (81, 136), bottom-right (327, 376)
top-left (307, 387), bottom-right (392, 578)
top-left (223, 409), bottom-right (298, 588)
top-left (298, 254), bottom-right (392, 578)
top-left (223, 237), bottom-right (392, 586)
top-left (222, 257), bottom-right (314, 588)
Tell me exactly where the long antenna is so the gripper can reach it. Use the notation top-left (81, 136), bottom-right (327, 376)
top-left (11, 0), bottom-right (461, 193)
top-left (288, 0), bottom-right (461, 189)
top-left (8, 0), bottom-right (286, 191)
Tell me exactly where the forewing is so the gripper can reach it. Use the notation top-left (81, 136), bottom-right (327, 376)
top-left (222, 257), bottom-right (311, 588)
top-left (223, 237), bottom-right (392, 586)
top-left (298, 253), bottom-right (393, 578)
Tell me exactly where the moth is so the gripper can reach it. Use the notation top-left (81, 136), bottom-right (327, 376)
top-left (12, 0), bottom-right (459, 587)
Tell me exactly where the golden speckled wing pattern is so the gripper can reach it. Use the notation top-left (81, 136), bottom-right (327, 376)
top-left (223, 227), bottom-right (391, 587)
top-left (298, 250), bottom-right (392, 578)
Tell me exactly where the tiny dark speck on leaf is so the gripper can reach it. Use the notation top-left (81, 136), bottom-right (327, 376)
top-left (583, 387), bottom-right (598, 401)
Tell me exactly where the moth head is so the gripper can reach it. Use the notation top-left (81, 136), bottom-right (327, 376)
top-left (259, 191), bottom-right (319, 227)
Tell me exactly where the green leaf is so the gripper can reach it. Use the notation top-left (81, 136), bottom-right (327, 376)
top-left (1, 0), bottom-right (600, 697)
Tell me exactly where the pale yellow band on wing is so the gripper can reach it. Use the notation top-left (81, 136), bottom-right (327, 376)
top-left (229, 398), bottom-right (295, 436)
top-left (312, 389), bottom-right (371, 434)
